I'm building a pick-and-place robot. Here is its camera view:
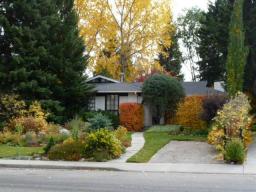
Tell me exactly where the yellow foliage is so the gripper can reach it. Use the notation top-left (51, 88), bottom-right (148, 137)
top-left (28, 101), bottom-right (48, 120)
top-left (208, 92), bottom-right (253, 155)
top-left (75, 0), bottom-right (174, 81)
top-left (169, 96), bottom-right (207, 130)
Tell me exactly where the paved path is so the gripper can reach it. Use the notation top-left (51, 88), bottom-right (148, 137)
top-left (110, 132), bottom-right (145, 163)
top-left (149, 141), bottom-right (220, 164)
top-left (1, 168), bottom-right (256, 192)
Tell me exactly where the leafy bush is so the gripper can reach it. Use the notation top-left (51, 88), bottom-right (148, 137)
top-left (114, 126), bottom-right (131, 148)
top-left (224, 139), bottom-right (245, 164)
top-left (168, 96), bottom-right (207, 131)
top-left (142, 74), bottom-right (185, 124)
top-left (0, 94), bottom-right (26, 129)
top-left (208, 92), bottom-right (253, 156)
top-left (201, 95), bottom-right (228, 123)
top-left (119, 103), bottom-right (144, 131)
top-left (88, 113), bottom-right (112, 131)
top-left (8, 116), bottom-right (48, 134)
top-left (84, 129), bottom-right (122, 161)
top-left (48, 139), bottom-right (84, 161)
top-left (0, 131), bottom-right (22, 146)
top-left (83, 111), bottom-right (119, 129)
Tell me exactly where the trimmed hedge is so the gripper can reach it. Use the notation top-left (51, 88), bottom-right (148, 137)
top-left (119, 103), bottom-right (144, 132)
top-left (167, 96), bottom-right (207, 131)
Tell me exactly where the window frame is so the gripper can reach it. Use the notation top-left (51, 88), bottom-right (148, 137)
top-left (105, 94), bottom-right (119, 114)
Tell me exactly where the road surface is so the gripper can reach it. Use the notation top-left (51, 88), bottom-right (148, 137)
top-left (0, 168), bottom-right (256, 192)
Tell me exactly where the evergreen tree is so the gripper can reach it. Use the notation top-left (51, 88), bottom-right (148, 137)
top-left (0, 0), bottom-right (92, 122)
top-left (197, 0), bottom-right (233, 86)
top-left (226, 0), bottom-right (248, 96)
top-left (244, 0), bottom-right (256, 96)
top-left (158, 29), bottom-right (183, 79)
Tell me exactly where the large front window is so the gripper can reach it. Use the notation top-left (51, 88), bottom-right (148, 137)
top-left (106, 95), bottom-right (119, 114)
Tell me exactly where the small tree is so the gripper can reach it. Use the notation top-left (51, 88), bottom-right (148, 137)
top-left (142, 74), bottom-right (185, 124)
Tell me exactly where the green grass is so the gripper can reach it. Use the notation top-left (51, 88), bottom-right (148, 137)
top-left (0, 145), bottom-right (43, 158)
top-left (127, 126), bottom-right (207, 163)
top-left (146, 125), bottom-right (181, 133)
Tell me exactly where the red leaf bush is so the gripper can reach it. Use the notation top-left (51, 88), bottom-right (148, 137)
top-left (119, 103), bottom-right (144, 132)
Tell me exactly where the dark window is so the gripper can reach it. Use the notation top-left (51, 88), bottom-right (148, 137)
top-left (106, 95), bottom-right (119, 114)
top-left (88, 97), bottom-right (95, 111)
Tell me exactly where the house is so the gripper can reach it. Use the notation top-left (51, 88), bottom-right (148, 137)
top-left (86, 75), bottom-right (223, 127)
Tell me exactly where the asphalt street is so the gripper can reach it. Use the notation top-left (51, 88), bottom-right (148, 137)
top-left (0, 168), bottom-right (256, 192)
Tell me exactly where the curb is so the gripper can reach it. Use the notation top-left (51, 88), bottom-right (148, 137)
top-left (0, 160), bottom-right (255, 175)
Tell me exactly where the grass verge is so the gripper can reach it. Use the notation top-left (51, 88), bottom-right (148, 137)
top-left (0, 145), bottom-right (43, 158)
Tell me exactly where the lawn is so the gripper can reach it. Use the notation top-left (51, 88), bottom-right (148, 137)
top-left (0, 145), bottom-right (44, 158)
top-left (127, 125), bottom-right (207, 163)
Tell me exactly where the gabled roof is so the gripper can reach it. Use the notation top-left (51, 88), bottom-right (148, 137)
top-left (93, 83), bottom-right (142, 93)
top-left (86, 75), bottom-right (120, 83)
top-left (88, 75), bottom-right (224, 96)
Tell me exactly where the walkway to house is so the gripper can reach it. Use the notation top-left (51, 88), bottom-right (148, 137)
top-left (110, 133), bottom-right (145, 163)
top-left (149, 141), bottom-right (221, 164)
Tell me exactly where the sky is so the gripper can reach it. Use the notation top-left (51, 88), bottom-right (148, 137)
top-left (172, 0), bottom-right (216, 81)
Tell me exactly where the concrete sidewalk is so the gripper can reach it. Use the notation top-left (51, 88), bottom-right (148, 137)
top-left (110, 132), bottom-right (145, 163)
top-left (0, 159), bottom-right (254, 174)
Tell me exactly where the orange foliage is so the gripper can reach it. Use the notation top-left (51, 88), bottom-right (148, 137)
top-left (167, 96), bottom-right (207, 130)
top-left (119, 103), bottom-right (144, 132)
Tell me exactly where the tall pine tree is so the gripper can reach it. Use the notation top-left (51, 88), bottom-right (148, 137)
top-left (0, 0), bottom-right (92, 122)
top-left (197, 0), bottom-right (233, 86)
top-left (226, 0), bottom-right (248, 96)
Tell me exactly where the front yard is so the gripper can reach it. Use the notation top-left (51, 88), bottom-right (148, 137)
top-left (0, 145), bottom-right (43, 158)
top-left (127, 125), bottom-right (207, 163)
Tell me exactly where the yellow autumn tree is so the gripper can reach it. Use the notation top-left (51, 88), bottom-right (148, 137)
top-left (75, 0), bottom-right (174, 81)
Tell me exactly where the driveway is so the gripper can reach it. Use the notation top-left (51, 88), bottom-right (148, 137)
top-left (149, 141), bottom-right (221, 164)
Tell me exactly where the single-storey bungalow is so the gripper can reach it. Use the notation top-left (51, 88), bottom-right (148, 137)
top-left (86, 75), bottom-right (223, 127)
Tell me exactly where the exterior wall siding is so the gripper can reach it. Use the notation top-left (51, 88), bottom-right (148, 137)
top-left (94, 93), bottom-right (153, 127)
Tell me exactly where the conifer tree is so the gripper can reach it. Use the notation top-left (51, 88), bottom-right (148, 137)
top-left (158, 28), bottom-right (183, 79)
top-left (0, 0), bottom-right (92, 122)
top-left (226, 0), bottom-right (248, 96)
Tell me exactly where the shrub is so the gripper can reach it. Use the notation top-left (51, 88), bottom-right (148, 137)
top-left (48, 139), bottom-right (84, 161)
top-left (142, 74), bottom-right (185, 124)
top-left (43, 137), bottom-right (55, 154)
top-left (224, 139), bottom-right (245, 164)
top-left (88, 113), bottom-right (112, 131)
top-left (119, 103), bottom-right (144, 132)
top-left (8, 116), bottom-right (48, 134)
top-left (0, 131), bottom-right (22, 146)
top-left (84, 129), bottom-right (122, 161)
top-left (20, 132), bottom-right (40, 147)
top-left (114, 126), bottom-right (131, 148)
top-left (0, 94), bottom-right (26, 129)
top-left (201, 95), bottom-right (228, 123)
top-left (208, 92), bottom-right (253, 155)
top-left (83, 111), bottom-right (119, 129)
top-left (65, 117), bottom-right (89, 140)
top-left (168, 96), bottom-right (207, 131)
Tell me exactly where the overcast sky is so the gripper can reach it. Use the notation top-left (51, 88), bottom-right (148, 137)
top-left (172, 0), bottom-right (216, 81)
